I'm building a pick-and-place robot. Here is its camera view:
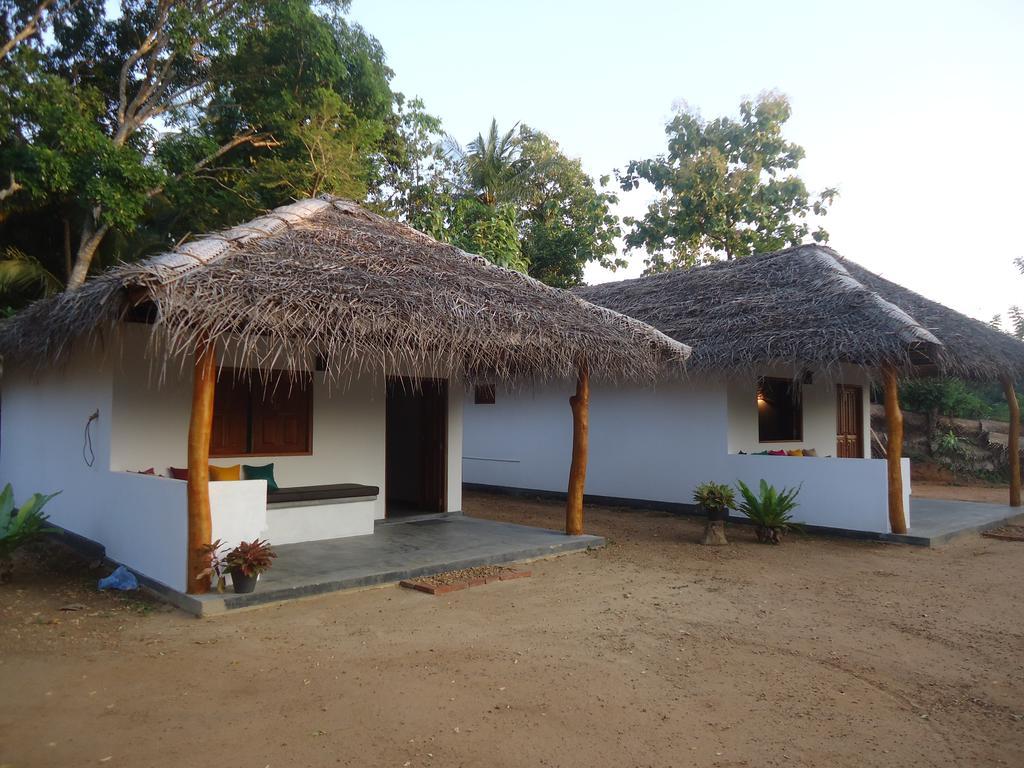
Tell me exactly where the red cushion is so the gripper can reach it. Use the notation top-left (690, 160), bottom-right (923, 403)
top-left (768, 450), bottom-right (787, 456)
top-left (137, 468), bottom-right (155, 475)
top-left (169, 467), bottom-right (189, 481)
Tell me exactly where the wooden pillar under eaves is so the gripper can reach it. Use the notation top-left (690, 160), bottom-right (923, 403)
top-left (882, 366), bottom-right (907, 535)
top-left (1001, 375), bottom-right (1021, 507)
top-left (186, 340), bottom-right (217, 594)
top-left (565, 362), bottom-right (590, 536)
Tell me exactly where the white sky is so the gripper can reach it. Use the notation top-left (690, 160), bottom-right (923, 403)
top-left (351, 0), bottom-right (1024, 323)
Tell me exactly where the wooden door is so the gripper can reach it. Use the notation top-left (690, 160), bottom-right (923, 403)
top-left (385, 377), bottom-right (448, 515)
top-left (836, 385), bottom-right (864, 458)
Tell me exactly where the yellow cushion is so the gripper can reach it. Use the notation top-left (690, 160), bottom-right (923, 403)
top-left (786, 449), bottom-right (804, 457)
top-left (209, 464), bottom-right (241, 481)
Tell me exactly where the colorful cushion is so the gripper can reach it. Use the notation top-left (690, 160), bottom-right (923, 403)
top-left (169, 467), bottom-right (189, 481)
top-left (768, 450), bottom-right (787, 456)
top-left (786, 449), bottom-right (805, 457)
top-left (803, 448), bottom-right (818, 457)
top-left (209, 464), bottom-right (241, 481)
top-left (243, 463), bottom-right (279, 491)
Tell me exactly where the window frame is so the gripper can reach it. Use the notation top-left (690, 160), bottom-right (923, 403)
top-left (756, 376), bottom-right (804, 443)
top-left (210, 368), bottom-right (314, 458)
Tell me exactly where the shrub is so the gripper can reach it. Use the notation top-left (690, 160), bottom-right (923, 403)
top-left (225, 539), bottom-right (276, 578)
top-left (692, 481), bottom-right (735, 515)
top-left (735, 479), bottom-right (801, 544)
top-left (0, 484), bottom-right (60, 581)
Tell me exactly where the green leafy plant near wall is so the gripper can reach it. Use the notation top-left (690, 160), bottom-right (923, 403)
top-left (0, 484), bottom-right (60, 582)
top-left (735, 479), bottom-right (802, 544)
top-left (692, 482), bottom-right (736, 520)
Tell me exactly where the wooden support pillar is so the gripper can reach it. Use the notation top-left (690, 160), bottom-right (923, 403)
top-left (882, 366), bottom-right (907, 535)
top-left (1001, 375), bottom-right (1021, 507)
top-left (565, 362), bottom-right (590, 536)
top-left (186, 340), bottom-right (217, 594)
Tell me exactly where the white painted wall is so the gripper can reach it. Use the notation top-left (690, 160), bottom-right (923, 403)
top-left (725, 365), bottom-right (872, 457)
top-left (0, 345), bottom-right (190, 590)
top-left (463, 375), bottom-right (910, 535)
top-left (0, 324), bottom-right (466, 593)
top-left (110, 325), bottom-right (390, 519)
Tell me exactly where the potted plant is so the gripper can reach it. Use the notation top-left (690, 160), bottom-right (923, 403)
top-left (692, 481), bottom-right (735, 545)
top-left (225, 539), bottom-right (276, 594)
top-left (735, 479), bottom-right (802, 544)
top-left (196, 539), bottom-right (229, 593)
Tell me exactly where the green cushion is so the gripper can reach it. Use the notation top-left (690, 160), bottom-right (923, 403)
top-left (243, 463), bottom-right (278, 491)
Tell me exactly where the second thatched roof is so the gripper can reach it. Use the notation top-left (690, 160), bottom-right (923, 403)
top-left (576, 244), bottom-right (1024, 382)
top-left (0, 199), bottom-right (689, 382)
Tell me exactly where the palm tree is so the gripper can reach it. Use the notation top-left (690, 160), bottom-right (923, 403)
top-left (444, 118), bottom-right (532, 206)
top-left (0, 246), bottom-right (61, 312)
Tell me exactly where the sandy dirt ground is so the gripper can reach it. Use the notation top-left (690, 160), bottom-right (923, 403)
top-left (912, 481), bottom-right (1016, 505)
top-left (2, 491), bottom-right (1022, 768)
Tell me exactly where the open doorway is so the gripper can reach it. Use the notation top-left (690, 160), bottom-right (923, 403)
top-left (385, 377), bottom-right (448, 517)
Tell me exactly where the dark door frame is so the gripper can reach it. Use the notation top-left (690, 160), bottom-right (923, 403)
top-left (384, 376), bottom-right (448, 516)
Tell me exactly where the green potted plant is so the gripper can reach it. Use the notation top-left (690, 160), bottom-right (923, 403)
top-left (735, 479), bottom-right (802, 544)
top-left (693, 481), bottom-right (735, 545)
top-left (0, 484), bottom-right (60, 583)
top-left (225, 539), bottom-right (277, 594)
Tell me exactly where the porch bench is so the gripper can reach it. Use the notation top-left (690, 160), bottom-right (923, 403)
top-left (267, 483), bottom-right (379, 507)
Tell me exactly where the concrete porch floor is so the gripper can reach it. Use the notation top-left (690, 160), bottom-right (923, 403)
top-left (180, 514), bottom-right (604, 615)
top-left (883, 496), bottom-right (1024, 546)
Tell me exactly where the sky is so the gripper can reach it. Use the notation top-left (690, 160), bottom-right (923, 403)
top-left (350, 0), bottom-right (1024, 324)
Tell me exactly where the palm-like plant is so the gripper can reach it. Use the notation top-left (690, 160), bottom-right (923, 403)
top-left (0, 483), bottom-right (61, 582)
top-left (735, 479), bottom-right (802, 544)
top-left (0, 246), bottom-right (62, 302)
top-left (444, 118), bottom-right (532, 206)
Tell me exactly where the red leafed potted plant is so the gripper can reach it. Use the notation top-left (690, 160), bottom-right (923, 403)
top-left (225, 539), bottom-right (276, 594)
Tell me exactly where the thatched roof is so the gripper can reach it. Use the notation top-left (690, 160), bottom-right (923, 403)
top-left (0, 199), bottom-right (689, 382)
top-left (576, 244), bottom-right (1024, 381)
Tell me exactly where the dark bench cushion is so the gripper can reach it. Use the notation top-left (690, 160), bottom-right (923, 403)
top-left (267, 483), bottom-right (379, 505)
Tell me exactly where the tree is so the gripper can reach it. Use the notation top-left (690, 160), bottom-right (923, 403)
top-left (517, 127), bottom-right (623, 287)
top-left (432, 120), bottom-right (622, 285)
top-left (444, 118), bottom-right (531, 207)
top-left (618, 93), bottom-right (837, 272)
top-left (0, 0), bottom-right (401, 303)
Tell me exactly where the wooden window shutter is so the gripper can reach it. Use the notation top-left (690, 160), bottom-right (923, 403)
top-left (251, 376), bottom-right (312, 455)
top-left (210, 376), bottom-right (249, 456)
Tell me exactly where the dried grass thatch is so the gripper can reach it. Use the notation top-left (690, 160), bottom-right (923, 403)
top-left (0, 199), bottom-right (689, 383)
top-left (576, 244), bottom-right (1024, 382)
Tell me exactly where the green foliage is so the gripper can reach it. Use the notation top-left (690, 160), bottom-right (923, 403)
top-left (420, 121), bottom-right (620, 283)
top-left (0, 0), bottom-right (399, 304)
top-left (618, 93), bottom-right (837, 272)
top-left (900, 378), bottom-right (991, 420)
top-left (225, 538), bottom-right (277, 578)
top-left (692, 481), bottom-right (736, 514)
top-left (932, 429), bottom-right (970, 483)
top-left (0, 483), bottom-right (60, 565)
top-left (0, 245), bottom-right (61, 300)
top-left (735, 479), bottom-right (801, 543)
top-left (445, 118), bottom-right (532, 206)
top-left (517, 128), bottom-right (623, 287)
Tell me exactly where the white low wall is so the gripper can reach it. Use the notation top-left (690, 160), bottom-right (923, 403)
top-left (463, 379), bottom-right (912, 535)
top-left (209, 479), bottom-right (269, 551)
top-left (725, 455), bottom-right (910, 533)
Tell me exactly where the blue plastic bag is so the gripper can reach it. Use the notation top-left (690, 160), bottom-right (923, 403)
top-left (98, 565), bottom-right (139, 591)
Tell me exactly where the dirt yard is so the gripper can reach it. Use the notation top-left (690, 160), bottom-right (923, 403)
top-left (913, 481), bottom-right (1016, 505)
top-left (2, 491), bottom-right (1022, 768)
